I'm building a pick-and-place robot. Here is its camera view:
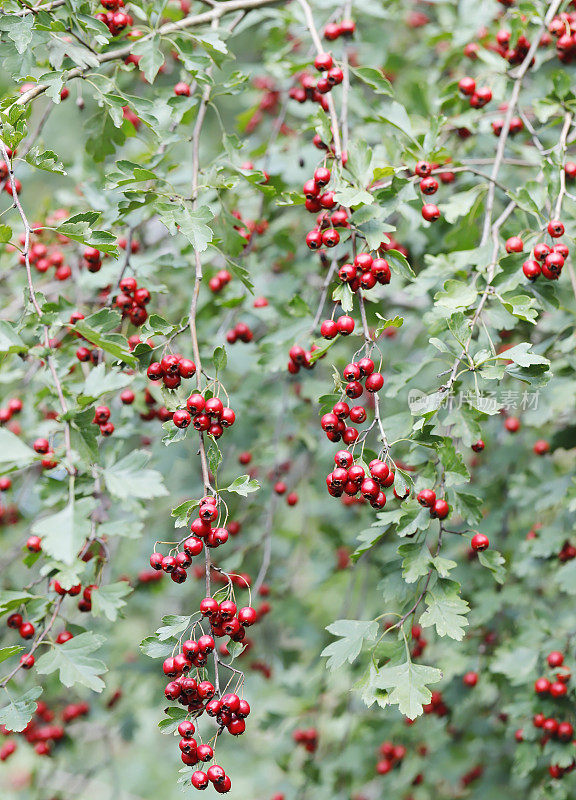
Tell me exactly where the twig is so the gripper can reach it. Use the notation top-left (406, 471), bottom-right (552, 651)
top-left (296, 0), bottom-right (342, 159)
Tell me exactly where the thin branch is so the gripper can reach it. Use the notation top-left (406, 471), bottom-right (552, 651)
top-left (296, 0), bottom-right (342, 159)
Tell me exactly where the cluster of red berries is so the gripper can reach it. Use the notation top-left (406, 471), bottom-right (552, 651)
top-left (272, 480), bottom-right (298, 506)
top-left (115, 275), bottom-right (151, 326)
top-left (323, 19), bottom-right (355, 40)
top-left (52, 580), bottom-right (96, 613)
top-left (457, 77), bottom-right (492, 110)
top-left (288, 66), bottom-right (341, 110)
top-left (286, 341), bottom-right (326, 374)
top-left (95, 0), bottom-right (132, 35)
top-left (513, 222), bottom-right (569, 282)
top-left (32, 436), bottom-right (58, 470)
top-left (292, 727), bottom-right (318, 753)
top-left (410, 622), bottom-right (428, 659)
top-left (319, 314), bottom-right (355, 340)
top-left (171, 394), bottom-right (235, 437)
top-left (416, 489), bottom-right (450, 521)
top-left (325, 451), bottom-right (391, 509)
top-left (520, 651), bottom-right (575, 779)
top-left (548, 11), bottom-right (576, 62)
top-left (414, 162), bottom-right (442, 222)
top-left (161, 616), bottom-right (253, 790)
top-left (147, 353), bottom-right (197, 389)
top-left (92, 404), bottom-right (114, 437)
top-left (422, 690), bottom-right (449, 717)
top-left (5, 213), bottom-right (75, 280)
top-left (332, 252), bottom-right (391, 299)
top-left (209, 269), bottom-right (232, 294)
top-left (82, 246), bottom-right (104, 274)
top-left (226, 322), bottom-right (253, 345)
top-left (0, 699), bottom-right (89, 761)
top-left (244, 76), bottom-right (284, 135)
top-left (303, 167), bottom-right (344, 250)
top-left (376, 740), bottom-right (407, 775)
top-left (150, 496), bottom-right (233, 583)
top-left (320, 356), bottom-right (384, 437)
top-left (0, 396), bottom-right (22, 426)
top-left (230, 204), bottom-right (269, 245)
top-left (533, 651), bottom-right (571, 700)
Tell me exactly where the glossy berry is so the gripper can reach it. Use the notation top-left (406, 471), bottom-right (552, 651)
top-left (430, 499), bottom-right (449, 519)
top-left (505, 417), bottom-right (520, 433)
top-left (505, 236), bottom-right (523, 253)
top-left (522, 259), bottom-right (541, 281)
top-left (471, 533), bottom-right (489, 551)
top-left (417, 489), bottom-right (436, 508)
top-left (547, 220), bottom-right (564, 237)
top-left (365, 372), bottom-right (384, 392)
top-left (458, 77), bottom-right (476, 96)
top-left (422, 204), bottom-right (440, 222)
top-left (463, 671), bottom-right (478, 687)
top-left (320, 319), bottom-right (338, 339)
top-left (336, 316), bottom-right (355, 335)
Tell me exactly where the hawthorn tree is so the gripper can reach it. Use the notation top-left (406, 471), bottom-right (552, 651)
top-left (0, 0), bottom-right (576, 797)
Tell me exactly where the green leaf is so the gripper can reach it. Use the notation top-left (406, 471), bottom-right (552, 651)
top-left (371, 657), bottom-right (442, 718)
top-left (374, 313), bottom-right (403, 337)
top-left (500, 293), bottom-right (538, 324)
top-left (103, 450), bottom-right (168, 500)
top-left (0, 687), bottom-right (43, 733)
top-left (0, 319), bottom-right (27, 354)
top-left (73, 320), bottom-right (136, 366)
top-left (225, 475), bottom-right (260, 497)
top-left (332, 282), bottom-right (354, 313)
top-left (0, 15), bottom-right (34, 54)
top-left (435, 280), bottom-right (477, 310)
top-left (0, 590), bottom-right (35, 617)
top-left (0, 225), bottom-right (12, 244)
top-left (35, 632), bottom-right (107, 692)
top-left (140, 636), bottom-right (173, 659)
top-left (25, 146), bottom-right (66, 174)
top-left (439, 186), bottom-right (483, 224)
top-left (398, 543), bottom-right (431, 583)
top-left (156, 202), bottom-right (213, 252)
top-left (479, 549), bottom-right (506, 584)
top-left (420, 579), bottom-right (470, 640)
top-left (213, 345), bottom-right (227, 373)
top-left (352, 66), bottom-right (393, 96)
top-left (91, 582), bottom-right (133, 622)
top-left (81, 363), bottom-right (132, 401)
top-left (0, 428), bottom-right (36, 466)
top-left (158, 707), bottom-right (188, 734)
top-left (321, 619), bottom-right (378, 670)
top-left (385, 249), bottom-right (414, 280)
top-left (499, 342), bottom-right (548, 367)
top-left (0, 645), bottom-right (22, 665)
top-left (131, 34), bottom-right (165, 83)
top-left (156, 615), bottom-right (192, 641)
top-left (31, 498), bottom-right (95, 565)
top-left (207, 440), bottom-right (222, 475)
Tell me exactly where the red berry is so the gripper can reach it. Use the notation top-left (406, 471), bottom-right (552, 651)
top-left (421, 204), bottom-right (440, 222)
top-left (471, 533), bottom-right (489, 551)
